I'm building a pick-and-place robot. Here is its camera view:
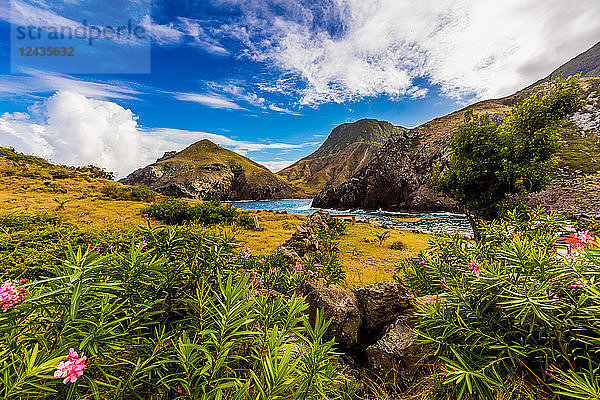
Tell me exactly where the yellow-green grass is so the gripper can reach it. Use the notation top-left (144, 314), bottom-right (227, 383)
top-left (338, 222), bottom-right (429, 287)
top-left (0, 174), bottom-right (150, 226)
top-left (0, 163), bottom-right (428, 288)
top-left (237, 210), bottom-right (306, 254)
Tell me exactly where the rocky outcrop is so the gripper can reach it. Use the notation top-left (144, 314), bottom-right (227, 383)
top-left (280, 210), bottom-right (331, 263)
top-left (365, 315), bottom-right (419, 375)
top-left (301, 277), bottom-right (418, 367)
top-left (121, 140), bottom-right (296, 201)
top-left (302, 278), bottom-right (363, 348)
top-left (355, 282), bottom-right (414, 337)
top-left (312, 125), bottom-right (462, 212)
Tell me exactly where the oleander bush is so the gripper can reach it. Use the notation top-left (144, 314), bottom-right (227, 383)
top-left (143, 198), bottom-right (254, 228)
top-left (0, 225), bottom-right (355, 400)
top-left (397, 207), bottom-right (600, 399)
top-left (0, 213), bottom-right (139, 280)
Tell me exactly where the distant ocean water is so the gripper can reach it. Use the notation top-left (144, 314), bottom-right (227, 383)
top-left (229, 198), bottom-right (470, 234)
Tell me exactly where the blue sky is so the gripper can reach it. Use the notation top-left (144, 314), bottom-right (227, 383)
top-left (0, 0), bottom-right (599, 177)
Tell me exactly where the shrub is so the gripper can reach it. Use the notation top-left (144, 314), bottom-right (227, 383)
top-left (0, 147), bottom-right (113, 180)
top-left (143, 198), bottom-right (193, 224)
top-left (0, 213), bottom-right (139, 280)
top-left (373, 230), bottom-right (390, 246)
top-left (0, 227), bottom-right (355, 400)
top-left (397, 207), bottom-right (600, 399)
top-left (100, 182), bottom-right (157, 202)
top-left (390, 240), bottom-right (407, 250)
top-left (143, 198), bottom-right (254, 228)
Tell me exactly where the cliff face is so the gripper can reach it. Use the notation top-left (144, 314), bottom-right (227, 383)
top-left (121, 139), bottom-right (296, 201)
top-left (277, 119), bottom-right (405, 195)
top-left (313, 78), bottom-right (600, 215)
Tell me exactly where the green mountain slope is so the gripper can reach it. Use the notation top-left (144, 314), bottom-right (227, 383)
top-left (532, 41), bottom-right (600, 87)
top-left (122, 139), bottom-right (297, 200)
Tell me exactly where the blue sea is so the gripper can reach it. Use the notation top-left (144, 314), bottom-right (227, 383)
top-left (229, 198), bottom-right (470, 234)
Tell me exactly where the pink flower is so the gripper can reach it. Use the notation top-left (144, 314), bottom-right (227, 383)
top-left (0, 279), bottom-right (27, 312)
top-left (54, 348), bottom-right (87, 384)
top-left (137, 240), bottom-right (147, 248)
top-left (294, 263), bottom-right (303, 273)
top-left (250, 270), bottom-right (264, 286)
top-left (176, 386), bottom-right (183, 394)
top-left (575, 231), bottom-right (595, 246)
top-left (568, 231), bottom-right (597, 258)
top-left (157, 340), bottom-right (171, 350)
top-left (258, 258), bottom-right (265, 264)
top-left (569, 277), bottom-right (588, 288)
top-left (469, 260), bottom-right (482, 277)
top-left (241, 247), bottom-right (251, 259)
top-left (545, 366), bottom-right (558, 379)
top-left (65, 348), bottom-right (79, 362)
top-left (441, 277), bottom-right (446, 283)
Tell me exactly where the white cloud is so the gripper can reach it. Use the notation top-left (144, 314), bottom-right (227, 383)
top-left (140, 15), bottom-right (184, 45)
top-left (268, 104), bottom-right (301, 116)
top-left (0, 69), bottom-right (140, 100)
top-left (0, 91), bottom-right (312, 178)
top-left (205, 81), bottom-right (267, 109)
top-left (213, 0), bottom-right (600, 103)
top-left (259, 159), bottom-right (295, 172)
top-left (172, 92), bottom-right (246, 110)
top-left (140, 15), bottom-right (230, 56)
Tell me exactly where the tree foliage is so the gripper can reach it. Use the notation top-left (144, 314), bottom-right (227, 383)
top-left (432, 75), bottom-right (585, 225)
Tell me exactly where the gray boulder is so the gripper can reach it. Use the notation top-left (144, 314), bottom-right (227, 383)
top-left (302, 278), bottom-right (363, 349)
top-left (354, 282), bottom-right (414, 335)
top-left (365, 315), bottom-right (419, 375)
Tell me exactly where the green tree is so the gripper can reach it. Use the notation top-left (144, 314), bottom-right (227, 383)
top-left (432, 75), bottom-right (585, 240)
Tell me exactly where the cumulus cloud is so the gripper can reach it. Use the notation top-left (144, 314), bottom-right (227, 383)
top-left (213, 0), bottom-right (600, 104)
top-left (0, 91), bottom-right (312, 177)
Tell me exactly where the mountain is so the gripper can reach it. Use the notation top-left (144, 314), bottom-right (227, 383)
top-left (277, 119), bottom-right (405, 195)
top-left (532, 41), bottom-right (600, 87)
top-left (121, 139), bottom-right (296, 200)
top-left (313, 66), bottom-right (600, 215)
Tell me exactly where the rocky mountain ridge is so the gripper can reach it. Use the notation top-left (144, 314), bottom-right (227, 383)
top-left (277, 119), bottom-right (405, 195)
top-left (121, 139), bottom-right (297, 201)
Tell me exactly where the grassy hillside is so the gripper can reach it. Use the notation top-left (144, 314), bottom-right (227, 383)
top-left (165, 139), bottom-right (268, 174)
top-left (0, 146), bottom-right (427, 286)
top-left (122, 139), bottom-right (298, 200)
